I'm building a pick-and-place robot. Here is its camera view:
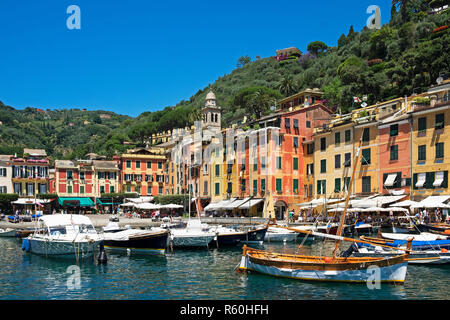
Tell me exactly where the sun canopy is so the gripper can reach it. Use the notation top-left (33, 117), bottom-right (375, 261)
top-left (58, 197), bottom-right (95, 207)
top-left (119, 202), bottom-right (136, 207)
top-left (390, 200), bottom-right (419, 207)
top-left (160, 204), bottom-right (183, 209)
top-left (204, 198), bottom-right (238, 211)
top-left (12, 198), bottom-right (52, 205)
top-left (38, 214), bottom-right (94, 227)
top-left (135, 203), bottom-right (162, 210)
top-left (411, 196), bottom-right (450, 209)
top-left (238, 198), bottom-right (264, 209)
top-left (222, 197), bottom-right (251, 210)
top-left (384, 174), bottom-right (397, 187)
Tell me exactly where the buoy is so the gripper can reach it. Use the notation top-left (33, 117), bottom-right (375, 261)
top-left (441, 248), bottom-right (448, 253)
top-left (97, 241), bottom-right (107, 264)
top-left (444, 229), bottom-right (450, 235)
top-left (22, 239), bottom-right (31, 252)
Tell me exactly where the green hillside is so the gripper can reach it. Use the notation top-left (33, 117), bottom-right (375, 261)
top-left (0, 0), bottom-right (448, 160)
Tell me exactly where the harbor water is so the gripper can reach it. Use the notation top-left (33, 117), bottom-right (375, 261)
top-left (0, 237), bottom-right (449, 300)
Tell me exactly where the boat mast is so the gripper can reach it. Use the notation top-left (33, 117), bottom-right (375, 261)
top-left (332, 137), bottom-right (362, 259)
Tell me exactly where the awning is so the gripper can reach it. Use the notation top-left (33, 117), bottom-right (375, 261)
top-left (238, 198), bottom-right (264, 209)
top-left (58, 197), bottom-right (95, 207)
top-left (222, 197), bottom-right (251, 210)
top-left (97, 198), bottom-right (119, 205)
top-left (12, 198), bottom-right (52, 205)
top-left (135, 203), bottom-right (162, 210)
top-left (415, 173), bottom-right (426, 188)
top-left (204, 198), bottom-right (237, 211)
top-left (411, 196), bottom-right (450, 209)
top-left (433, 171), bottom-right (444, 187)
top-left (390, 200), bottom-right (420, 207)
top-left (384, 174), bottom-right (397, 187)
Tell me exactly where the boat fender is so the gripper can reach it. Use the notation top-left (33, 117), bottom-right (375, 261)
top-left (22, 239), bottom-right (31, 252)
top-left (97, 241), bottom-right (107, 265)
top-left (441, 248), bottom-right (448, 253)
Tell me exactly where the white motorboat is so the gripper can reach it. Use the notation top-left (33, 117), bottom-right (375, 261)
top-left (0, 228), bottom-right (17, 237)
top-left (381, 232), bottom-right (448, 241)
top-left (169, 219), bottom-right (216, 248)
top-left (354, 245), bottom-right (450, 264)
top-left (22, 214), bottom-right (103, 258)
top-left (264, 226), bottom-right (297, 242)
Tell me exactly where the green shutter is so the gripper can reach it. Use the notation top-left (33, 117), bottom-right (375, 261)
top-left (276, 179), bottom-right (282, 193)
top-left (293, 179), bottom-right (299, 193)
top-left (293, 157), bottom-right (298, 170)
top-left (334, 178), bottom-right (341, 193)
top-left (362, 148), bottom-right (371, 165)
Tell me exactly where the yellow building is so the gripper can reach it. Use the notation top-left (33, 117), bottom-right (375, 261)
top-left (409, 81), bottom-right (450, 200)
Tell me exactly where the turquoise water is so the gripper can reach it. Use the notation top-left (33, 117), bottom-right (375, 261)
top-left (0, 237), bottom-right (449, 300)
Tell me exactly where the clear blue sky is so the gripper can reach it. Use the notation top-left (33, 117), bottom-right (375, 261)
top-left (0, 0), bottom-right (393, 117)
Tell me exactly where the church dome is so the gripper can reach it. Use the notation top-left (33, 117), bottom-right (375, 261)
top-left (206, 91), bottom-right (216, 101)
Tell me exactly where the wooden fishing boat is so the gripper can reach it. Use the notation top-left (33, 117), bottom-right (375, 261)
top-left (236, 139), bottom-right (412, 284)
top-left (353, 246), bottom-right (450, 265)
top-left (360, 235), bottom-right (450, 251)
top-left (417, 223), bottom-right (450, 234)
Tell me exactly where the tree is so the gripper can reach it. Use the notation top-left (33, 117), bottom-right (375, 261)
top-left (307, 41), bottom-right (328, 56)
top-left (236, 55), bottom-right (251, 68)
top-left (277, 75), bottom-right (298, 97)
top-left (233, 86), bottom-right (282, 118)
top-left (393, 0), bottom-right (411, 23)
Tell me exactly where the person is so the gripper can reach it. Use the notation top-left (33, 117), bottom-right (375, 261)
top-left (289, 210), bottom-right (294, 223)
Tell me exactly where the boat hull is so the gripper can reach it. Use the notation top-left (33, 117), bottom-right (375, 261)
top-left (264, 232), bottom-right (297, 242)
top-left (353, 251), bottom-right (450, 265)
top-left (238, 248), bottom-right (409, 283)
top-left (104, 231), bottom-right (169, 255)
top-left (170, 233), bottom-right (216, 248)
top-left (0, 229), bottom-right (17, 237)
top-left (24, 238), bottom-right (100, 258)
top-left (245, 227), bottom-right (268, 244)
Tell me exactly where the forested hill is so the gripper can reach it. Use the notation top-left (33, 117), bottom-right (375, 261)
top-left (0, 0), bottom-right (448, 160)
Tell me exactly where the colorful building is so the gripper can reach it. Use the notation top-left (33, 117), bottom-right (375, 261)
top-left (11, 149), bottom-right (49, 197)
top-left (0, 155), bottom-right (13, 194)
top-left (409, 81), bottom-right (450, 200)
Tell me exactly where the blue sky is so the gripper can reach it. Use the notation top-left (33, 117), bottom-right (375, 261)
top-left (0, 0), bottom-right (393, 117)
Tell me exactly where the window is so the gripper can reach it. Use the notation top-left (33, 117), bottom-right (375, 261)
top-left (435, 113), bottom-right (444, 130)
top-left (293, 179), bottom-right (299, 194)
top-left (126, 160), bottom-right (131, 168)
top-left (293, 119), bottom-right (299, 128)
top-left (204, 181), bottom-right (208, 195)
top-left (343, 177), bottom-right (350, 191)
top-left (241, 179), bottom-right (246, 191)
top-left (261, 157), bottom-right (266, 169)
top-left (253, 180), bottom-right (258, 195)
top-left (335, 154), bottom-right (341, 169)
top-left (307, 143), bottom-right (314, 154)
top-left (362, 148), bottom-right (371, 165)
top-left (320, 159), bottom-right (326, 173)
top-left (345, 130), bottom-right (351, 142)
top-left (215, 164), bottom-right (220, 176)
top-left (253, 162), bottom-right (257, 171)
top-left (80, 171), bottom-right (85, 180)
top-left (67, 170), bottom-right (73, 179)
top-left (0, 168), bottom-right (7, 177)
top-left (110, 186), bottom-right (114, 193)
top-left (362, 176), bottom-right (371, 193)
top-left (147, 186), bottom-right (152, 195)
top-left (136, 161), bottom-right (141, 169)
top-left (307, 163), bottom-right (314, 175)
top-left (390, 145), bottom-right (398, 161)
top-left (293, 137), bottom-right (299, 148)
top-left (436, 142), bottom-right (444, 158)
top-left (158, 162), bottom-right (163, 169)
top-left (215, 183), bottom-right (220, 195)
top-left (38, 184), bottom-right (46, 194)
top-left (277, 135), bottom-right (283, 146)
top-left (261, 179), bottom-right (266, 192)
top-left (285, 118), bottom-right (291, 128)
top-left (306, 120), bottom-right (311, 128)
top-left (147, 161), bottom-right (152, 169)
top-left (334, 178), bottom-right (341, 193)
top-left (418, 117), bottom-right (426, 132)
top-left (158, 186), bottom-right (163, 195)
top-left (317, 180), bottom-right (326, 195)
top-left (335, 132), bottom-right (341, 146)
top-left (418, 145), bottom-right (426, 161)
top-left (390, 124), bottom-right (398, 136)
top-left (276, 178), bottom-right (282, 193)
top-left (362, 128), bottom-right (370, 142)
top-left (126, 185), bottom-right (131, 193)
top-left (227, 164), bottom-right (233, 174)
top-left (67, 185), bottom-right (72, 194)
top-left (344, 153), bottom-right (351, 167)
top-left (227, 182), bottom-right (232, 194)
top-left (100, 186), bottom-right (105, 194)
top-left (293, 157), bottom-right (298, 170)
top-left (320, 138), bottom-right (326, 151)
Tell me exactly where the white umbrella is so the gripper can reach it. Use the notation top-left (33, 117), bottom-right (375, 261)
top-left (390, 200), bottom-right (419, 207)
top-left (119, 202), bottom-right (136, 207)
top-left (161, 204), bottom-right (183, 209)
top-left (135, 203), bottom-right (162, 210)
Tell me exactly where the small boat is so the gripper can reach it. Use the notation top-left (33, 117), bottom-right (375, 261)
top-left (209, 225), bottom-right (247, 246)
top-left (353, 245), bottom-right (450, 265)
top-left (236, 139), bottom-right (412, 284)
top-left (243, 225), bottom-right (268, 245)
top-left (417, 223), bottom-right (450, 234)
top-left (169, 219), bottom-right (216, 248)
top-left (103, 224), bottom-right (169, 255)
top-left (354, 222), bottom-right (373, 234)
top-left (22, 214), bottom-right (103, 258)
top-left (264, 226), bottom-right (297, 242)
top-left (361, 235), bottom-right (450, 251)
top-left (380, 232), bottom-right (448, 241)
top-left (315, 223), bottom-right (339, 235)
top-left (16, 228), bottom-right (38, 238)
top-left (0, 228), bottom-right (17, 237)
